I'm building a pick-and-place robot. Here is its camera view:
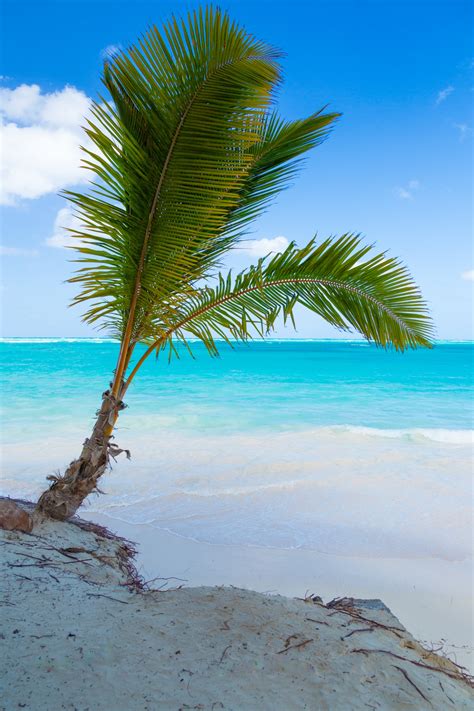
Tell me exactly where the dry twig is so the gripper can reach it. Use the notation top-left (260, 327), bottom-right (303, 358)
top-left (276, 638), bottom-right (313, 655)
top-left (392, 665), bottom-right (432, 705)
top-left (351, 648), bottom-right (474, 686)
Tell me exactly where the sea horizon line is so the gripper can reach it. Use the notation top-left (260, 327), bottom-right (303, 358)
top-left (1, 337), bottom-right (473, 344)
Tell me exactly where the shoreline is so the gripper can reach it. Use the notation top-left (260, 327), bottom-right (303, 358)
top-left (82, 510), bottom-right (473, 673)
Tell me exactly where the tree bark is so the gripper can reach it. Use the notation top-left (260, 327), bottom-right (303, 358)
top-left (36, 387), bottom-right (129, 521)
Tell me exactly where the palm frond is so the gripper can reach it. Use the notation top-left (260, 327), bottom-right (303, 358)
top-left (224, 109), bottom-right (340, 236)
top-left (141, 235), bottom-right (433, 363)
top-left (65, 6), bottom-right (283, 341)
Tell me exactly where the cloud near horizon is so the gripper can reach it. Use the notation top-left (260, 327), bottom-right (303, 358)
top-left (461, 270), bottom-right (474, 281)
top-left (0, 83), bottom-right (92, 205)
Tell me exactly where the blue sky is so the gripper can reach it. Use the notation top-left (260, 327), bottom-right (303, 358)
top-left (0, 0), bottom-right (472, 339)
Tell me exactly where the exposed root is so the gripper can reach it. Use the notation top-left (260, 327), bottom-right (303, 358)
top-left (3, 500), bottom-right (146, 593)
top-left (70, 516), bottom-right (145, 592)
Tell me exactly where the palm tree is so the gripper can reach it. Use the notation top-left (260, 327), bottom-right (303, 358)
top-left (36, 7), bottom-right (433, 520)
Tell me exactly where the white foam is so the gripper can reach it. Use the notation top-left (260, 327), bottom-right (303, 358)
top-left (325, 425), bottom-right (474, 445)
top-left (3, 418), bottom-right (473, 560)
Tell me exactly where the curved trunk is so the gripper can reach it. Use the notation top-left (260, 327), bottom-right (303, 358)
top-left (36, 387), bottom-right (129, 521)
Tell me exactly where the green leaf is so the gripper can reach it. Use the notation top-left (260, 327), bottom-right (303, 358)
top-left (146, 235), bottom-right (434, 360)
top-left (67, 6), bottom-right (283, 343)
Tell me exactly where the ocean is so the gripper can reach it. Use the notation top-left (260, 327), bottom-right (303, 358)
top-left (1, 339), bottom-right (472, 561)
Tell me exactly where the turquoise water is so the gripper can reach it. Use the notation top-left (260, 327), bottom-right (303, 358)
top-left (1, 338), bottom-right (473, 436)
top-left (1, 339), bottom-right (473, 558)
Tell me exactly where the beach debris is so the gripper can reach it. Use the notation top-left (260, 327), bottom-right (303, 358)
top-left (0, 499), bottom-right (33, 533)
top-left (276, 636), bottom-right (314, 654)
top-left (351, 648), bottom-right (473, 684)
top-left (298, 591), bottom-right (323, 604)
top-left (392, 664), bottom-right (433, 705)
top-left (218, 644), bottom-right (232, 664)
top-left (86, 592), bottom-right (130, 604)
top-left (341, 627), bottom-right (375, 640)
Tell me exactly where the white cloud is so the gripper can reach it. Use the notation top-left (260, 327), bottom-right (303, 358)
top-left (241, 236), bottom-right (289, 257)
top-left (453, 123), bottom-right (471, 142)
top-left (0, 83), bottom-right (42, 123)
top-left (1, 123), bottom-right (88, 204)
top-left (0, 84), bottom-right (92, 205)
top-left (394, 187), bottom-right (412, 200)
top-left (461, 270), bottom-right (474, 281)
top-left (0, 245), bottom-right (38, 257)
top-left (435, 85), bottom-right (454, 105)
top-left (0, 84), bottom-right (90, 127)
top-left (45, 206), bottom-right (83, 249)
top-left (394, 179), bottom-right (421, 200)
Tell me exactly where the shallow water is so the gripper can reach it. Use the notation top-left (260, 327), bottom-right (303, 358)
top-left (1, 339), bottom-right (472, 560)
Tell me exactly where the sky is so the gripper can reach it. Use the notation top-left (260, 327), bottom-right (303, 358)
top-left (0, 0), bottom-right (472, 339)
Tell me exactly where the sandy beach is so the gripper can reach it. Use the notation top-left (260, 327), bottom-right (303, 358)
top-left (2, 503), bottom-right (473, 711)
top-left (82, 511), bottom-right (474, 674)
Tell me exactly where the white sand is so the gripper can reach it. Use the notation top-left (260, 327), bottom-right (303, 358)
top-left (82, 511), bottom-right (474, 673)
top-left (2, 505), bottom-right (473, 710)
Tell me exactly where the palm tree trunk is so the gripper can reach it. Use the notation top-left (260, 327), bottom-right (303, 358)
top-left (36, 386), bottom-right (128, 521)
